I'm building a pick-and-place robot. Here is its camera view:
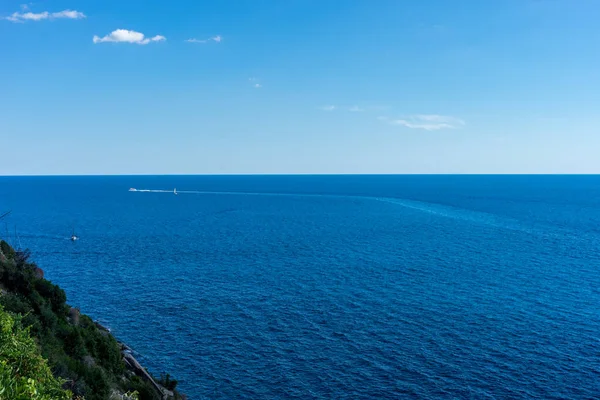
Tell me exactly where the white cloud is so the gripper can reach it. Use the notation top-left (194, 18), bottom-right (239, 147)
top-left (186, 35), bottom-right (222, 44)
top-left (254, 83), bottom-right (262, 88)
top-left (349, 106), bottom-right (364, 112)
top-left (321, 105), bottom-right (383, 112)
top-left (380, 114), bottom-right (465, 131)
top-left (52, 10), bottom-right (86, 19)
top-left (93, 29), bottom-right (166, 45)
top-left (5, 9), bottom-right (85, 22)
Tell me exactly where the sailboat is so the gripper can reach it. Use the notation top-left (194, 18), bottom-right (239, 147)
top-left (174, 188), bottom-right (178, 195)
top-left (70, 228), bottom-right (79, 241)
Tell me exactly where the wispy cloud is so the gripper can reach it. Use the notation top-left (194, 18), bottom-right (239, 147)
top-left (4, 9), bottom-right (85, 22)
top-left (320, 105), bottom-right (385, 112)
top-left (320, 105), bottom-right (336, 111)
top-left (248, 77), bottom-right (262, 88)
top-left (186, 35), bottom-right (222, 44)
top-left (379, 114), bottom-right (465, 131)
top-left (93, 29), bottom-right (166, 45)
top-left (349, 106), bottom-right (364, 112)
top-left (368, 105), bottom-right (391, 112)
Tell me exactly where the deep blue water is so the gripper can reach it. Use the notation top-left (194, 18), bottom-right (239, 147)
top-left (1, 175), bottom-right (600, 399)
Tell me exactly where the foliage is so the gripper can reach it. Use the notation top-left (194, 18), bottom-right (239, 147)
top-left (123, 376), bottom-right (160, 400)
top-left (0, 240), bottom-right (180, 400)
top-left (0, 240), bottom-right (15, 260)
top-left (0, 305), bottom-right (71, 400)
top-left (110, 392), bottom-right (139, 400)
top-left (158, 373), bottom-right (178, 391)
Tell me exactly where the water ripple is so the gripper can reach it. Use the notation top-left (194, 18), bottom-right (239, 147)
top-left (2, 176), bottom-right (600, 399)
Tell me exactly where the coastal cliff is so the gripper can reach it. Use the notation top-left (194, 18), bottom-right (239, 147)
top-left (0, 240), bottom-right (184, 400)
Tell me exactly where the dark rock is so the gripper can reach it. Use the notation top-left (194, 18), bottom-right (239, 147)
top-left (33, 267), bottom-right (44, 279)
top-left (68, 307), bottom-right (80, 325)
top-left (119, 342), bottom-right (132, 352)
top-left (94, 321), bottom-right (111, 332)
top-left (122, 356), bottom-right (134, 370)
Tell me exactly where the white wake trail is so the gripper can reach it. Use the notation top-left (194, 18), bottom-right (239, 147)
top-left (128, 187), bottom-right (582, 239)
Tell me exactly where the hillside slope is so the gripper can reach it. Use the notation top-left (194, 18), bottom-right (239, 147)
top-left (0, 240), bottom-right (184, 400)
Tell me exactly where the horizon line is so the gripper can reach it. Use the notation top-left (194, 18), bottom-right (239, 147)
top-left (1, 173), bottom-right (599, 177)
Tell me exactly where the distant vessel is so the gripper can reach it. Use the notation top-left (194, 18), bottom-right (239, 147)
top-left (129, 188), bottom-right (137, 192)
top-left (174, 188), bottom-right (178, 195)
top-left (70, 228), bottom-right (79, 241)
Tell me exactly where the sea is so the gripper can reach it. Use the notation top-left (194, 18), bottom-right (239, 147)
top-left (1, 175), bottom-right (599, 399)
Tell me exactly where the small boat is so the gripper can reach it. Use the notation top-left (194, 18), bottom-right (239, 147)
top-left (129, 188), bottom-right (137, 192)
top-left (174, 188), bottom-right (178, 195)
top-left (70, 228), bottom-right (79, 241)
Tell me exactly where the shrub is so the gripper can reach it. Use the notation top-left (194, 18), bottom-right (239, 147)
top-left (124, 376), bottom-right (160, 400)
top-left (34, 278), bottom-right (67, 314)
top-left (65, 329), bottom-right (87, 359)
top-left (0, 292), bottom-right (32, 315)
top-left (0, 305), bottom-right (71, 400)
top-left (159, 373), bottom-right (178, 391)
top-left (83, 366), bottom-right (111, 400)
top-left (0, 240), bottom-right (15, 259)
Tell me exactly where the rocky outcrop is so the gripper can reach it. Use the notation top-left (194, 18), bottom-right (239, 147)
top-left (94, 321), bottom-right (112, 337)
top-left (122, 353), bottom-right (173, 400)
top-left (34, 266), bottom-right (44, 279)
top-left (68, 307), bottom-right (80, 325)
top-left (95, 321), bottom-right (175, 400)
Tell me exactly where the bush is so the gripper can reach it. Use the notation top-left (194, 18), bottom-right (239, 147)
top-left (0, 305), bottom-right (71, 400)
top-left (159, 373), bottom-right (178, 391)
top-left (125, 376), bottom-right (160, 400)
top-left (65, 329), bottom-right (87, 359)
top-left (35, 278), bottom-right (67, 314)
top-left (0, 292), bottom-right (32, 315)
top-left (84, 366), bottom-right (112, 400)
top-left (0, 240), bottom-right (15, 259)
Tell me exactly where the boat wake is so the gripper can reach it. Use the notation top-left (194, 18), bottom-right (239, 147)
top-left (18, 232), bottom-right (73, 241)
top-left (126, 188), bottom-right (586, 240)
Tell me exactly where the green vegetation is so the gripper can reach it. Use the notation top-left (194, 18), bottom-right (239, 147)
top-left (0, 305), bottom-right (71, 400)
top-left (0, 240), bottom-right (183, 400)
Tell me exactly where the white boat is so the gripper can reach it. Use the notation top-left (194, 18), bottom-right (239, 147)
top-left (129, 188), bottom-right (137, 192)
top-left (174, 188), bottom-right (178, 195)
top-left (70, 229), bottom-right (79, 241)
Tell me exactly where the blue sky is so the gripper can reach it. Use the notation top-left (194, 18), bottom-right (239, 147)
top-left (1, 0), bottom-right (599, 174)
